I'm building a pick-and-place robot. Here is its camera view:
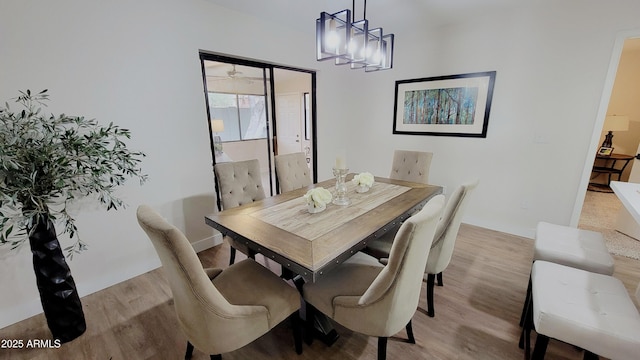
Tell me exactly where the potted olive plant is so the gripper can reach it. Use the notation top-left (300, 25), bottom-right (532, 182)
top-left (0, 90), bottom-right (147, 343)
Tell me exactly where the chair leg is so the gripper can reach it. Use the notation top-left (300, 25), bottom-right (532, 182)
top-left (583, 351), bottom-right (599, 360)
top-left (185, 341), bottom-right (194, 360)
top-left (436, 272), bottom-right (443, 286)
top-left (405, 320), bottom-right (416, 344)
top-left (531, 334), bottom-right (549, 360)
top-left (426, 273), bottom-right (436, 317)
top-left (519, 275), bottom-right (532, 327)
top-left (229, 247), bottom-right (236, 266)
top-left (377, 337), bottom-right (388, 360)
top-left (290, 311), bottom-right (303, 354)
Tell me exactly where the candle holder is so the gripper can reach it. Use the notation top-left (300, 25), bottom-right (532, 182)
top-left (332, 167), bottom-right (350, 206)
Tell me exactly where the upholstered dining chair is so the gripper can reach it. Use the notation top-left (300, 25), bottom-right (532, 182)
top-left (389, 150), bottom-right (433, 184)
top-left (214, 159), bottom-right (266, 265)
top-left (366, 179), bottom-right (479, 317)
top-left (274, 152), bottom-right (312, 193)
top-left (421, 179), bottom-right (478, 316)
top-left (363, 149), bottom-right (433, 258)
top-left (136, 205), bottom-right (302, 360)
top-left (302, 195), bottom-right (445, 360)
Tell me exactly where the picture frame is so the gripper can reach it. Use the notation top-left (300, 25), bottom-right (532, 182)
top-left (393, 71), bottom-right (496, 138)
top-left (598, 146), bottom-right (613, 156)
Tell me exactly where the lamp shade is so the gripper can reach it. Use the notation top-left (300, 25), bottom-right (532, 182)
top-left (604, 115), bottom-right (629, 132)
top-left (211, 119), bottom-right (225, 132)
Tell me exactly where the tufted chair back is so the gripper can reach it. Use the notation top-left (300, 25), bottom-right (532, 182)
top-left (389, 150), bottom-right (433, 184)
top-left (275, 152), bottom-right (312, 193)
top-left (214, 159), bottom-right (266, 211)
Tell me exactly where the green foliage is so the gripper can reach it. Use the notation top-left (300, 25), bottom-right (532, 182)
top-left (0, 90), bottom-right (147, 258)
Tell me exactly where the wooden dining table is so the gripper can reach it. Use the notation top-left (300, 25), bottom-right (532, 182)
top-left (204, 174), bottom-right (443, 283)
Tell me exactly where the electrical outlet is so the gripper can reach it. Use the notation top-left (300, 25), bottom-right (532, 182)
top-left (441, 186), bottom-right (447, 195)
top-left (533, 134), bottom-right (550, 144)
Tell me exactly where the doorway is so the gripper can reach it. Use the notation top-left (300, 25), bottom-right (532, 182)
top-left (199, 53), bottom-right (317, 199)
top-left (573, 33), bottom-right (640, 226)
top-left (572, 33), bottom-right (640, 258)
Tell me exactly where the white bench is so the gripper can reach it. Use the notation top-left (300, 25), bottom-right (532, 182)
top-left (520, 260), bottom-right (640, 360)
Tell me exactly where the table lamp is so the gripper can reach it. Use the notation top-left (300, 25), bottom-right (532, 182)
top-left (211, 119), bottom-right (225, 155)
top-left (601, 115), bottom-right (629, 149)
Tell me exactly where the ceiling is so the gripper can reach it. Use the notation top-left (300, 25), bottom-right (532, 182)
top-left (204, 0), bottom-right (520, 34)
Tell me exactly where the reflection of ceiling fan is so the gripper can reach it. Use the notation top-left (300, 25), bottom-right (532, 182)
top-left (225, 65), bottom-right (243, 79)
top-left (208, 64), bottom-right (263, 84)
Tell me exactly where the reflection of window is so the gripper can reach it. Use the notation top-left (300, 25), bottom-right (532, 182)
top-left (304, 92), bottom-right (311, 140)
top-left (208, 92), bottom-right (267, 141)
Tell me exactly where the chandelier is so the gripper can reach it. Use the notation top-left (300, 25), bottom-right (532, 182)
top-left (316, 0), bottom-right (394, 72)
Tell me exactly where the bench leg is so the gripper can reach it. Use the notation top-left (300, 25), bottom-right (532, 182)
top-left (519, 291), bottom-right (533, 359)
top-left (531, 334), bottom-right (549, 360)
top-left (519, 275), bottom-right (532, 327)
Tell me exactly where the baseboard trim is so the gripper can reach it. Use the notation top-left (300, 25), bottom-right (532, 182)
top-left (192, 232), bottom-right (223, 253)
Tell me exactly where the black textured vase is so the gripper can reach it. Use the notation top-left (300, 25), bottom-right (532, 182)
top-left (28, 216), bottom-right (86, 343)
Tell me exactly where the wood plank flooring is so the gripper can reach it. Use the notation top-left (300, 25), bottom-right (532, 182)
top-left (1, 224), bottom-right (638, 359)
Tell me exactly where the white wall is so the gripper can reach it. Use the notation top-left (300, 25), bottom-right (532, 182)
top-left (608, 40), bottom-right (640, 124)
top-left (2, 0), bottom-right (640, 328)
top-left (331, 1), bottom-right (640, 236)
top-left (0, 0), bottom-right (317, 328)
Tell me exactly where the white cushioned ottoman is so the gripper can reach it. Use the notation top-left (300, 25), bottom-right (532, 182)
top-left (534, 222), bottom-right (614, 275)
top-left (531, 261), bottom-right (640, 360)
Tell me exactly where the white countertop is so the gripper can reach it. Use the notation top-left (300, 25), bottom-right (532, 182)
top-left (610, 181), bottom-right (640, 224)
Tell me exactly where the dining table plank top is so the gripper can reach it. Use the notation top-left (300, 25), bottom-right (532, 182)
top-left (205, 174), bottom-right (442, 282)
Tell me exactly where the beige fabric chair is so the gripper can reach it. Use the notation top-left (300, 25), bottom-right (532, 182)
top-left (214, 159), bottom-right (266, 265)
top-left (389, 150), bottom-right (433, 184)
top-left (275, 152), bottom-right (312, 192)
top-left (136, 205), bottom-right (301, 359)
top-left (366, 179), bottom-right (479, 317)
top-left (422, 179), bottom-right (478, 316)
top-left (302, 195), bottom-right (445, 360)
top-left (363, 149), bottom-right (433, 258)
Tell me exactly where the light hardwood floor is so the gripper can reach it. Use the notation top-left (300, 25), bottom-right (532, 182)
top-left (1, 224), bottom-right (638, 360)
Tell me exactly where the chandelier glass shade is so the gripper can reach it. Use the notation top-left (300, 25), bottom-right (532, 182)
top-left (316, 10), bottom-right (352, 61)
top-left (316, 2), bottom-right (394, 71)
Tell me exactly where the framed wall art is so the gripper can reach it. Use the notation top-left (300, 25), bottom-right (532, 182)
top-left (393, 71), bottom-right (496, 138)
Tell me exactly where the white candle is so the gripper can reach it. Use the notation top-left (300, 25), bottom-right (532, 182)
top-left (335, 156), bottom-right (346, 169)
